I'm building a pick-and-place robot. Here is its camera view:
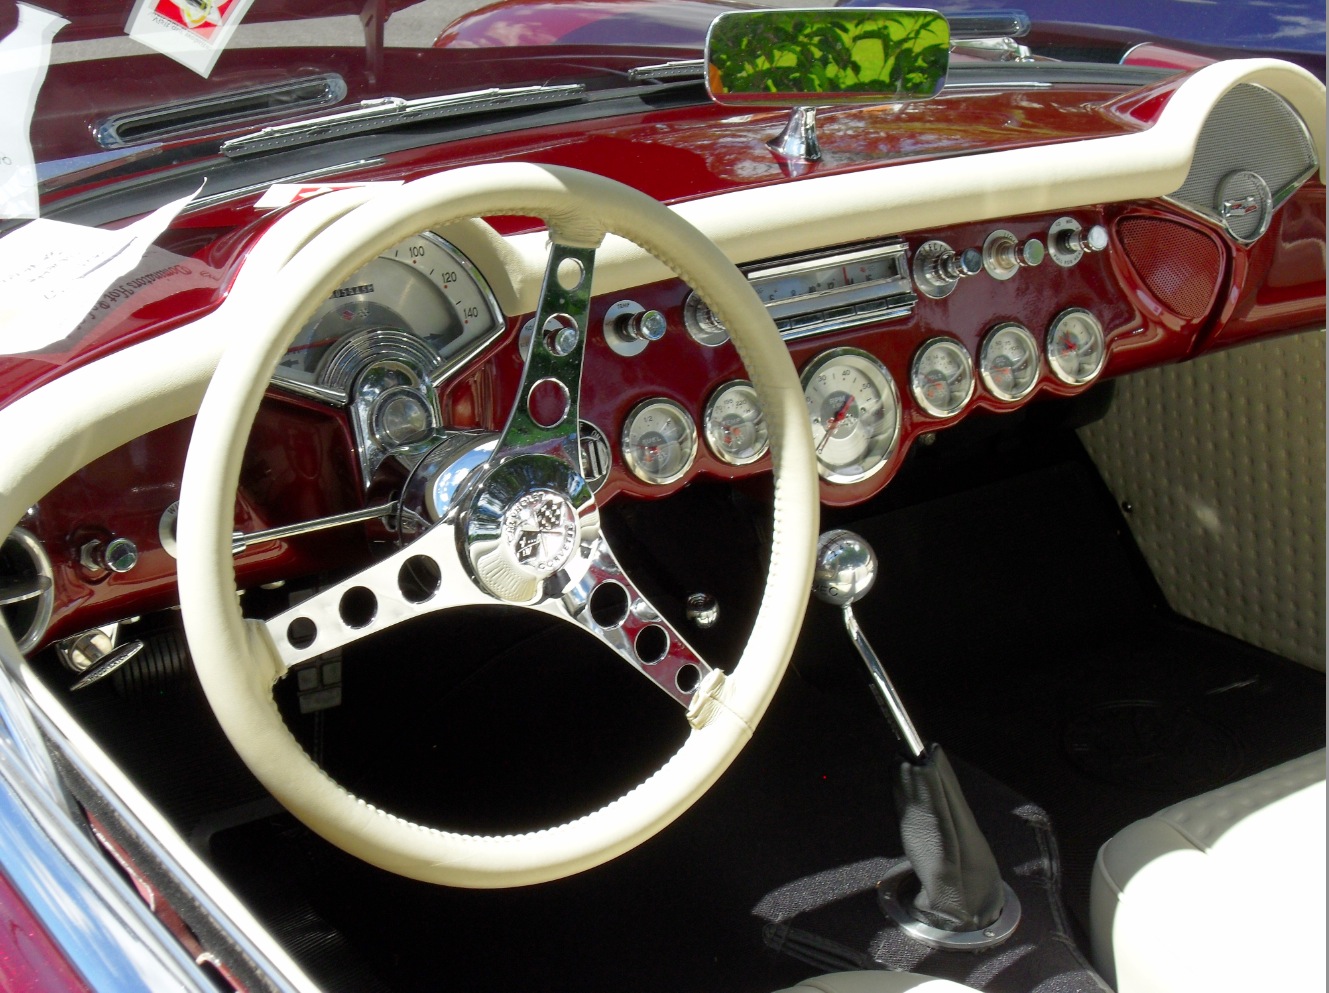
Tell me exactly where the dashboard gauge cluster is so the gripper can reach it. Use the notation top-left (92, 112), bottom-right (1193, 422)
top-left (274, 233), bottom-right (504, 404)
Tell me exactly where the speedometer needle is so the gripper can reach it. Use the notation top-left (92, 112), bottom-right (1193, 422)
top-left (817, 395), bottom-right (854, 453)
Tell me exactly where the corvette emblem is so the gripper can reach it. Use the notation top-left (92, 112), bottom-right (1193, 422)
top-left (502, 490), bottom-right (578, 573)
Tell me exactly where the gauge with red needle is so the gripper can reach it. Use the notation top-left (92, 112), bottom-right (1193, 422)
top-left (1046, 308), bottom-right (1106, 385)
top-left (800, 347), bottom-right (901, 484)
top-left (703, 381), bottom-right (769, 466)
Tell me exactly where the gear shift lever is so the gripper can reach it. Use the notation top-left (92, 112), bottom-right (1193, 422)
top-left (812, 531), bottom-right (926, 761)
top-left (813, 529), bottom-right (1021, 950)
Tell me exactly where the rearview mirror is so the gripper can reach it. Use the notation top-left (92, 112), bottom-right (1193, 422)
top-left (705, 8), bottom-right (950, 106)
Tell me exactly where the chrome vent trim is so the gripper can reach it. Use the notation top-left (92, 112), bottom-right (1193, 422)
top-left (95, 73), bottom-right (348, 149)
top-left (1, 528), bottom-right (55, 654)
top-left (1166, 83), bottom-right (1318, 241)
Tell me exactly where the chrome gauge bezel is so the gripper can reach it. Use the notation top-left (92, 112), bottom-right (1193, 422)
top-left (910, 337), bottom-right (976, 418)
top-left (272, 231), bottom-right (505, 405)
top-left (801, 347), bottom-right (902, 485)
top-left (1046, 308), bottom-right (1108, 386)
top-left (621, 398), bottom-right (698, 485)
top-left (703, 380), bottom-right (769, 466)
top-left (979, 322), bottom-right (1040, 402)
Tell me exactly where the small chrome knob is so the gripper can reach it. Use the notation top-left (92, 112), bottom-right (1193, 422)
top-left (812, 529), bottom-right (878, 606)
top-left (1056, 223), bottom-right (1108, 257)
top-left (934, 247), bottom-right (983, 283)
top-left (686, 592), bottom-right (719, 629)
top-left (615, 309), bottom-right (666, 344)
top-left (80, 536), bottom-right (139, 575)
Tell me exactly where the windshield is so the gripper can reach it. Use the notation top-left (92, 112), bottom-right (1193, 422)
top-left (4, 0), bottom-right (1325, 223)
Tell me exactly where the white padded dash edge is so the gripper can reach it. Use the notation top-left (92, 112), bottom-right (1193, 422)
top-left (1091, 750), bottom-right (1327, 993)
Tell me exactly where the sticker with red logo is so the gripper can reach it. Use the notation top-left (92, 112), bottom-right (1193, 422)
top-left (125, 0), bottom-right (258, 77)
top-left (254, 182), bottom-right (405, 210)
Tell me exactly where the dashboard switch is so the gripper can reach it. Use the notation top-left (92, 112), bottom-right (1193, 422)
top-left (604, 300), bottom-right (665, 357)
top-left (1049, 217), bottom-right (1109, 267)
top-left (79, 536), bottom-right (139, 575)
top-left (983, 229), bottom-right (1045, 280)
top-left (913, 240), bottom-right (983, 299)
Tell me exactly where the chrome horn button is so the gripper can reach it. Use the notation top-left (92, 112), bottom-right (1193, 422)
top-left (460, 453), bottom-right (596, 605)
top-left (503, 489), bottom-right (578, 575)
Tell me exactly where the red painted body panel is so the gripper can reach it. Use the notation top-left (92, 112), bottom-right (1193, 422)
top-left (0, 870), bottom-right (91, 993)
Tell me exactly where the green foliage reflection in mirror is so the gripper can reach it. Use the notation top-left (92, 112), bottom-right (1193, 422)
top-left (706, 8), bottom-right (950, 106)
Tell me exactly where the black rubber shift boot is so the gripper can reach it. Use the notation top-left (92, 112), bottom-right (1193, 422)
top-left (893, 743), bottom-right (1004, 931)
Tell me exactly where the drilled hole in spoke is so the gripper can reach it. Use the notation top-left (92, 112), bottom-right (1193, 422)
top-left (634, 624), bottom-right (669, 666)
top-left (528, 378), bottom-right (570, 428)
top-left (399, 555), bottom-right (441, 604)
top-left (556, 257), bottom-right (585, 291)
top-left (588, 581), bottom-right (630, 628)
top-left (339, 586), bottom-right (378, 629)
top-left (676, 663), bottom-right (701, 695)
top-left (287, 617), bottom-right (316, 650)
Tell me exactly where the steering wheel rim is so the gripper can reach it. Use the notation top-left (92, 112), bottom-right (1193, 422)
top-left (177, 163), bottom-right (818, 887)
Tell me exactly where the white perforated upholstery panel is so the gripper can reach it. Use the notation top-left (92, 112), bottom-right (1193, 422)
top-left (1080, 331), bottom-right (1326, 670)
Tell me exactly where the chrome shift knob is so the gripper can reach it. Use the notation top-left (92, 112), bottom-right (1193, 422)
top-left (812, 529), bottom-right (877, 605)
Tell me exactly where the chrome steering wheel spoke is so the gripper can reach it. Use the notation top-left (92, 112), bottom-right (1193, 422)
top-left (262, 518), bottom-right (485, 672)
top-left (550, 529), bottom-right (713, 707)
top-left (492, 242), bottom-right (596, 467)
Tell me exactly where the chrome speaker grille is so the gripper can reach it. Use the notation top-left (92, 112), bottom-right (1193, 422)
top-left (1168, 83), bottom-right (1317, 241)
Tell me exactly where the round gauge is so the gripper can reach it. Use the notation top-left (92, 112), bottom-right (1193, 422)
top-left (703, 381), bottom-right (769, 466)
top-left (979, 323), bottom-right (1040, 402)
top-left (911, 337), bottom-right (975, 418)
top-left (1046, 308), bottom-right (1107, 386)
top-left (622, 399), bottom-right (698, 485)
top-left (276, 233), bottom-right (502, 397)
top-left (801, 348), bottom-right (901, 484)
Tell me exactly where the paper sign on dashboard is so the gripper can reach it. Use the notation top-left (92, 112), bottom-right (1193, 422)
top-left (125, 0), bottom-right (258, 78)
top-left (0, 185), bottom-right (201, 354)
top-left (0, 4), bottom-right (67, 220)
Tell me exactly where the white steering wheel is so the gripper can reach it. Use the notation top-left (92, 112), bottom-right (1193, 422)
top-left (177, 163), bottom-right (818, 887)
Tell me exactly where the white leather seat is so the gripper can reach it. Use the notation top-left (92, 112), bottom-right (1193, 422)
top-left (774, 972), bottom-right (980, 992)
top-left (1091, 749), bottom-right (1326, 993)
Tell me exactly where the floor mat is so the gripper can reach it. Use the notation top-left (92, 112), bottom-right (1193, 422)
top-left (757, 758), bottom-right (1108, 992)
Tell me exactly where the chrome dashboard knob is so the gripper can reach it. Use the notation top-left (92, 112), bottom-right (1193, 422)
top-left (79, 536), bottom-right (139, 575)
top-left (812, 529), bottom-right (878, 606)
top-left (983, 229), bottom-right (1044, 279)
top-left (615, 308), bottom-right (667, 344)
top-left (913, 240), bottom-right (983, 299)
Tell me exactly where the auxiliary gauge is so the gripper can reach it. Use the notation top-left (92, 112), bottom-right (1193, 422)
top-left (911, 337), bottom-right (975, 418)
top-left (801, 348), bottom-right (901, 484)
top-left (1046, 308), bottom-right (1107, 385)
top-left (622, 399), bottom-right (698, 485)
top-left (703, 381), bottom-right (769, 466)
top-left (979, 323), bottom-right (1039, 402)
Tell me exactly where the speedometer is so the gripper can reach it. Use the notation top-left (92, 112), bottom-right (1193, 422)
top-left (274, 233), bottom-right (503, 401)
top-left (802, 348), bottom-right (901, 484)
